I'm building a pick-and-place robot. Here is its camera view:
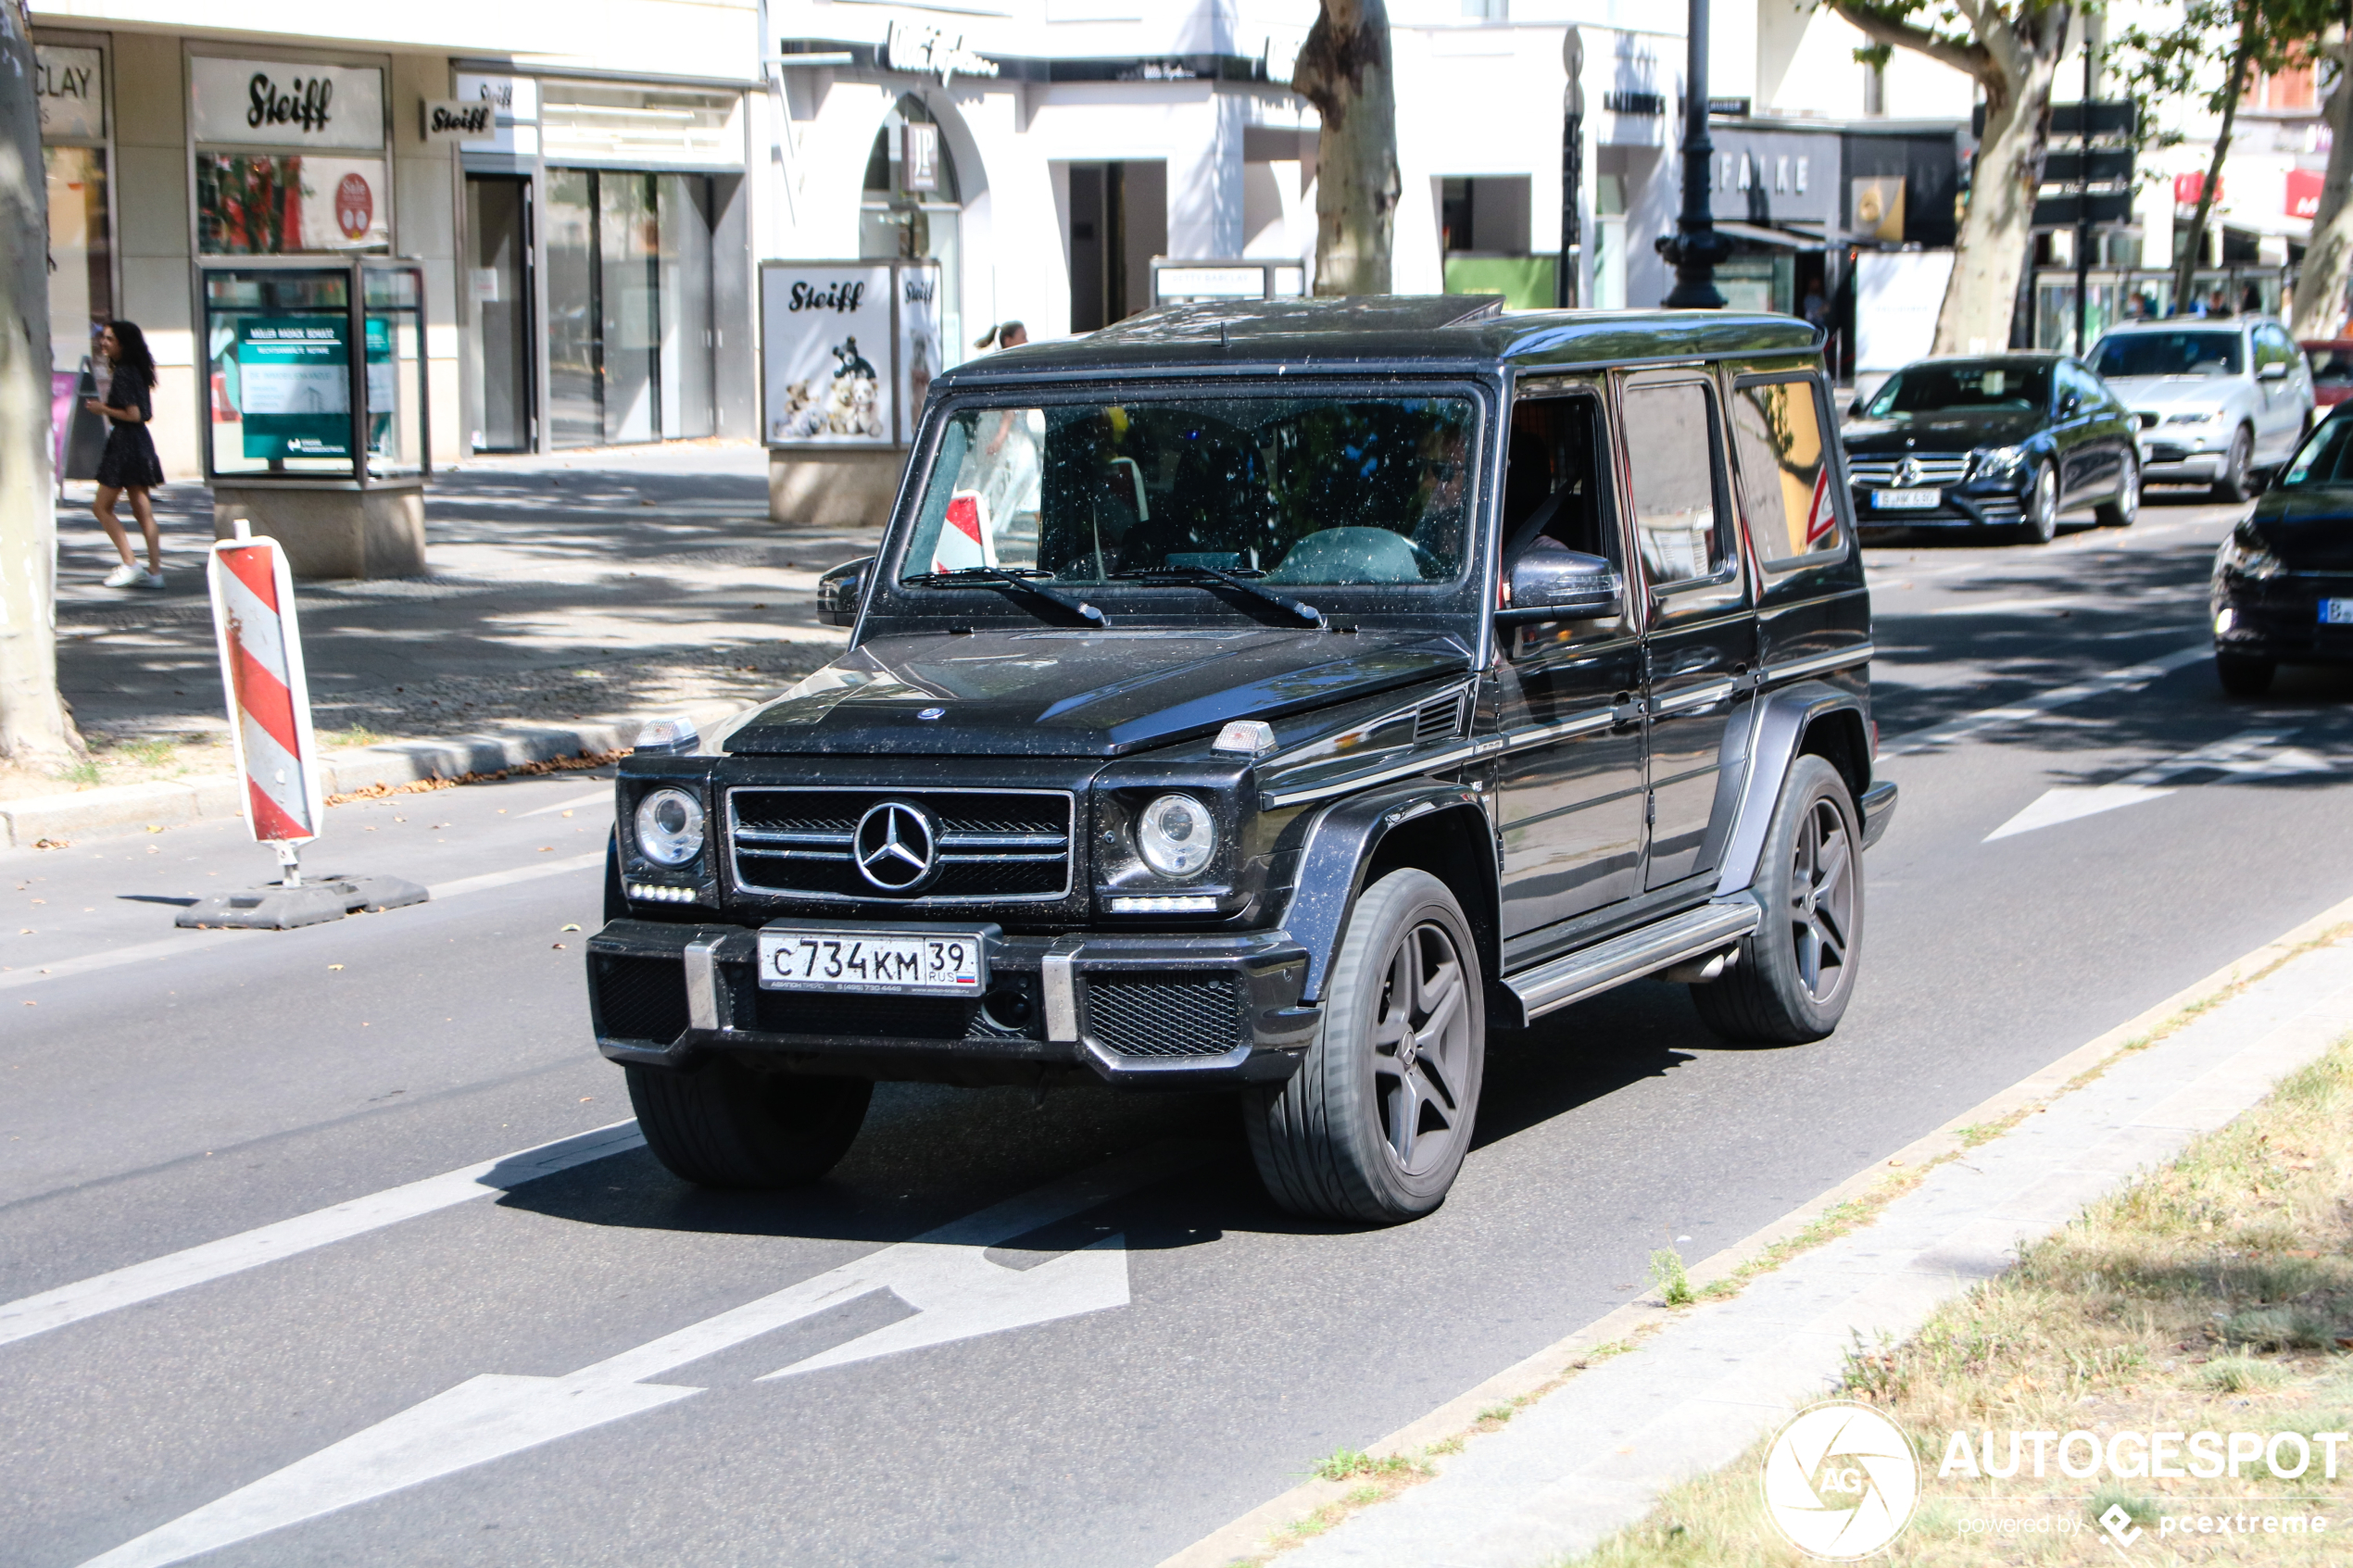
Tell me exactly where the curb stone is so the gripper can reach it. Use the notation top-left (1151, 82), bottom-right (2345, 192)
top-left (0, 699), bottom-right (747, 851)
top-left (1158, 889), bottom-right (2353, 1568)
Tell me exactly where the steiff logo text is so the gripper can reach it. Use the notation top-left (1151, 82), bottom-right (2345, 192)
top-left (248, 72), bottom-right (334, 135)
top-left (789, 281), bottom-right (867, 314)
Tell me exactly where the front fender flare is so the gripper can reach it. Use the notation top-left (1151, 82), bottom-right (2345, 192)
top-left (1278, 782), bottom-right (1491, 1002)
top-left (1712, 682), bottom-right (1869, 899)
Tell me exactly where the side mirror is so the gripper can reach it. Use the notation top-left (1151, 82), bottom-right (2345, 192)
top-left (816, 556), bottom-right (873, 627)
top-left (2060, 392), bottom-right (2082, 417)
top-left (1497, 548), bottom-right (1621, 623)
top-left (2259, 359), bottom-right (2291, 382)
top-left (1847, 398), bottom-right (1865, 420)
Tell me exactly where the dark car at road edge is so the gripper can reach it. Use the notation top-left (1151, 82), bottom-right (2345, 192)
top-left (2212, 405), bottom-right (2353, 695)
top-left (586, 298), bottom-right (1898, 1223)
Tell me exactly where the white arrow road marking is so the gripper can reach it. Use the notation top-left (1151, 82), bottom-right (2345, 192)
top-left (1983, 728), bottom-right (2328, 841)
top-left (1878, 644), bottom-right (2209, 758)
top-left (0, 1123), bottom-right (646, 1351)
top-left (76, 1144), bottom-right (1201, 1568)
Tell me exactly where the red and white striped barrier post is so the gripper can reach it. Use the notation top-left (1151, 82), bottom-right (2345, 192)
top-left (207, 521), bottom-right (326, 886)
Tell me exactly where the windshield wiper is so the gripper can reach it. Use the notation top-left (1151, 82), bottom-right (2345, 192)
top-left (902, 566), bottom-right (1108, 628)
top-left (1113, 565), bottom-right (1327, 628)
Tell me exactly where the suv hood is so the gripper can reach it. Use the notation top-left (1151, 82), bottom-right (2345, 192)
top-left (2106, 375), bottom-right (2243, 415)
top-left (714, 627), bottom-right (1474, 758)
top-left (1843, 408), bottom-right (2043, 455)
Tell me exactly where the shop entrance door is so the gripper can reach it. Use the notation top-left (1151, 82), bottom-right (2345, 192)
top-left (464, 175), bottom-right (535, 452)
top-left (545, 169), bottom-right (716, 448)
top-left (1065, 161), bottom-right (1167, 332)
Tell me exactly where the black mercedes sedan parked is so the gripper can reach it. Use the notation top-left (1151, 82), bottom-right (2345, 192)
top-left (2211, 405), bottom-right (2353, 695)
top-left (1843, 354), bottom-right (2141, 544)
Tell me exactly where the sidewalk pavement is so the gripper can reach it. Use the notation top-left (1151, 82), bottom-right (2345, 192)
top-left (1166, 898), bottom-right (2353, 1568)
top-left (10, 443), bottom-right (867, 847)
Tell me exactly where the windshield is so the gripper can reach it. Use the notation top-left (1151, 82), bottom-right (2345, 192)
top-left (2280, 414), bottom-right (2353, 487)
top-left (2091, 331), bottom-right (2244, 379)
top-left (897, 394), bottom-right (1475, 589)
top-left (1864, 360), bottom-right (2051, 417)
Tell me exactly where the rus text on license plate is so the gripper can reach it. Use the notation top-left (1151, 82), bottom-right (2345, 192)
top-left (2322, 597), bottom-right (2353, 625)
top-left (757, 930), bottom-right (986, 995)
top-left (1871, 488), bottom-right (1942, 510)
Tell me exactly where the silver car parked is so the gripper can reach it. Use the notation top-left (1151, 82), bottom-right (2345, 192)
top-left (2087, 317), bottom-right (2316, 501)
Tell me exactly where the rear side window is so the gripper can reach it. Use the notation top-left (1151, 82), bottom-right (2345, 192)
top-left (1730, 377), bottom-right (1840, 567)
top-left (1621, 381), bottom-right (1733, 586)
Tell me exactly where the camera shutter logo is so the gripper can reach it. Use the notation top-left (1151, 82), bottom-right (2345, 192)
top-left (1760, 1401), bottom-right (1919, 1559)
top-left (855, 801), bottom-right (939, 892)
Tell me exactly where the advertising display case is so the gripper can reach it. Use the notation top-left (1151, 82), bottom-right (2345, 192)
top-left (199, 257), bottom-right (431, 579)
top-left (761, 259), bottom-right (942, 450)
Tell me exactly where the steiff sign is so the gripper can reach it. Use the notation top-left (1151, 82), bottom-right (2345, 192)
top-left (422, 100), bottom-right (494, 142)
top-left (190, 58), bottom-right (385, 151)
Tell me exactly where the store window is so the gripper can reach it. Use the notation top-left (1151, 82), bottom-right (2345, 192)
top-left (862, 97), bottom-right (963, 368)
top-left (36, 39), bottom-right (111, 373)
top-left (545, 169), bottom-right (716, 447)
top-left (190, 56), bottom-right (390, 256)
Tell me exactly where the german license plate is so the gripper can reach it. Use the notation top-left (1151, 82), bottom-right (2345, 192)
top-left (757, 929), bottom-right (986, 995)
top-left (2322, 598), bottom-right (2353, 625)
top-left (1871, 488), bottom-right (1941, 509)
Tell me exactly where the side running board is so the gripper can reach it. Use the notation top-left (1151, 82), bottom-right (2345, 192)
top-left (1503, 901), bottom-right (1762, 1022)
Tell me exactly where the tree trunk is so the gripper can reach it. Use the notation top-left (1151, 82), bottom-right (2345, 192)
top-left (0, 0), bottom-right (84, 770)
top-left (1934, 56), bottom-right (2066, 354)
top-left (2175, 11), bottom-right (2260, 315)
top-left (2292, 23), bottom-right (2353, 337)
top-left (1294, 0), bottom-right (1399, 296)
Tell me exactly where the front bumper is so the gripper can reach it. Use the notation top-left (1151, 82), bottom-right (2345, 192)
top-left (1850, 483), bottom-right (2025, 530)
top-left (587, 918), bottom-right (1316, 1088)
top-left (2212, 579), bottom-right (2353, 664)
top-left (2142, 445), bottom-right (2227, 483)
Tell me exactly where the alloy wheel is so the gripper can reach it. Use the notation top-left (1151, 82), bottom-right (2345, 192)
top-left (2024, 464), bottom-right (2057, 543)
top-left (2116, 458), bottom-right (2138, 523)
top-left (1787, 797), bottom-right (1856, 1003)
top-left (1369, 920), bottom-right (1474, 1177)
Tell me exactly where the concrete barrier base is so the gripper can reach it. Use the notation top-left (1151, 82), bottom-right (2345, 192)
top-left (213, 484), bottom-right (427, 579)
top-left (768, 448), bottom-right (905, 528)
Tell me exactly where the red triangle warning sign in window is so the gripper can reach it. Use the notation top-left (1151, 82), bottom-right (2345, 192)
top-left (1803, 466), bottom-right (1838, 547)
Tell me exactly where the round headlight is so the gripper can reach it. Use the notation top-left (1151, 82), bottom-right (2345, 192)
top-left (1136, 794), bottom-right (1216, 878)
top-left (635, 787), bottom-right (705, 866)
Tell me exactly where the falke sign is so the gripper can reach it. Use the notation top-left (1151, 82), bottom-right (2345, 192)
top-left (190, 57), bottom-right (384, 152)
top-left (422, 100), bottom-right (495, 142)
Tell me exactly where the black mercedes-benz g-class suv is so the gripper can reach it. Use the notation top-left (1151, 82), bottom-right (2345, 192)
top-left (588, 296), bottom-right (1895, 1223)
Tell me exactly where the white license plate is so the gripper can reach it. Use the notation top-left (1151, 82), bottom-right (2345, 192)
top-left (1871, 487), bottom-right (1942, 510)
top-left (2322, 598), bottom-right (2353, 625)
top-left (757, 929), bottom-right (986, 995)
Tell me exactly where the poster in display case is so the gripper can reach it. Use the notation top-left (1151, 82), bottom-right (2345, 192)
top-left (761, 259), bottom-right (942, 449)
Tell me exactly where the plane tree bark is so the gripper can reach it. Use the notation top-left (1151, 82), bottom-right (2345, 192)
top-left (1294, 0), bottom-right (1400, 296)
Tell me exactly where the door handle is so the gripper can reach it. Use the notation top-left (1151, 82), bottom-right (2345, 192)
top-left (1612, 694), bottom-right (1645, 727)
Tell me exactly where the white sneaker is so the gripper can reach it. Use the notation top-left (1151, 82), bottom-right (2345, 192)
top-left (103, 563), bottom-right (141, 588)
top-left (138, 571), bottom-right (166, 590)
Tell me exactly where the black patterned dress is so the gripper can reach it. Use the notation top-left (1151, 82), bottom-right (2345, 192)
top-left (94, 366), bottom-right (165, 490)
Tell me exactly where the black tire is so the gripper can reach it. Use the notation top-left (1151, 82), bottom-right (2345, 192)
top-left (2215, 651), bottom-right (2276, 696)
top-left (626, 1059), bottom-right (872, 1188)
top-left (1692, 756), bottom-right (1864, 1046)
top-left (2094, 454), bottom-right (2139, 528)
top-left (1243, 869), bottom-right (1485, 1224)
top-left (2016, 462), bottom-right (2058, 545)
top-left (2213, 426), bottom-right (2256, 503)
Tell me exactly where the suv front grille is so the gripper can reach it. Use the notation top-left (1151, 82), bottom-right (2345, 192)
top-left (1087, 974), bottom-right (1249, 1059)
top-left (727, 787), bottom-right (1074, 903)
top-left (1847, 456), bottom-right (1970, 488)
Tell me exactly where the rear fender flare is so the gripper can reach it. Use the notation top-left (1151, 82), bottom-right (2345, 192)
top-left (1279, 784), bottom-right (1493, 1002)
top-left (1712, 683), bottom-right (1869, 898)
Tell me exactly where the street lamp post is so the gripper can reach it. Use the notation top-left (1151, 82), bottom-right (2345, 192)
top-left (1656, 0), bottom-right (1729, 307)
top-left (1559, 27), bottom-right (1583, 309)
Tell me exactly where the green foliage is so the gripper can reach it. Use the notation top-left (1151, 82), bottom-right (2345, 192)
top-left (1648, 1248), bottom-right (1692, 1307)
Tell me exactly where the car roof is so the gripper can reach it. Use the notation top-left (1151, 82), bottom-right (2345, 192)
top-left (934, 296), bottom-right (1822, 388)
top-left (2098, 317), bottom-right (2265, 334)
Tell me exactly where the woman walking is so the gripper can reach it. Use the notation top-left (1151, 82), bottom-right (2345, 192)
top-left (87, 320), bottom-right (167, 589)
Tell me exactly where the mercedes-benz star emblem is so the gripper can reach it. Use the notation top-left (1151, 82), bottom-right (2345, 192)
top-left (1895, 458), bottom-right (1918, 486)
top-left (854, 800), bottom-right (939, 892)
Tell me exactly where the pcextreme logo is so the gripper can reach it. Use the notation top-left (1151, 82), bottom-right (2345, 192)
top-left (1762, 1401), bottom-right (1921, 1559)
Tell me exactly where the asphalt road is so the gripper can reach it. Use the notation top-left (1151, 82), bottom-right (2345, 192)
top-left (6, 495), bottom-right (2351, 1568)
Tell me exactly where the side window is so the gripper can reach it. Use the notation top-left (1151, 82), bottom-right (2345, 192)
top-left (1621, 380), bottom-right (1733, 587)
top-left (2254, 328), bottom-right (2291, 372)
top-left (1501, 391), bottom-right (1612, 565)
top-left (1730, 377), bottom-right (1840, 567)
top-left (2060, 362), bottom-right (2099, 410)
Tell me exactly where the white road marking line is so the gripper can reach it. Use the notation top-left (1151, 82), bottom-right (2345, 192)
top-left (0, 853), bottom-right (607, 996)
top-left (1877, 644), bottom-right (2210, 758)
top-left (74, 1144), bottom-right (1202, 1568)
top-left (0, 1123), bottom-right (645, 1352)
top-left (518, 786), bottom-right (614, 819)
top-left (1984, 728), bottom-right (2333, 841)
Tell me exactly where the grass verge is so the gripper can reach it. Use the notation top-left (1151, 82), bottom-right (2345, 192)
top-left (1567, 1033), bottom-right (2353, 1566)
